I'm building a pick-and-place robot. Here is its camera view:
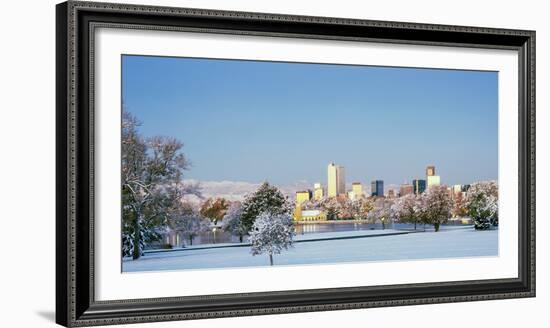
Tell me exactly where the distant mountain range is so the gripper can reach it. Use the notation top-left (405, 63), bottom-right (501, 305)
top-left (182, 179), bottom-right (399, 203)
top-left (181, 179), bottom-right (312, 202)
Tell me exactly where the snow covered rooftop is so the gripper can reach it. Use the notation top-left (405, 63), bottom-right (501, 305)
top-left (301, 210), bottom-right (323, 216)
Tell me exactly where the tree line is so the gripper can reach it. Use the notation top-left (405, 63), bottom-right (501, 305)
top-left (388, 182), bottom-right (498, 231)
top-left (298, 182), bottom-right (498, 231)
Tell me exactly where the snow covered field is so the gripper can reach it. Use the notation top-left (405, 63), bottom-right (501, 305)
top-left (123, 227), bottom-right (498, 272)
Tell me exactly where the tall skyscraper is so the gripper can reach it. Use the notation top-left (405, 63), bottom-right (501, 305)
top-left (371, 180), bottom-right (384, 197)
top-left (327, 163), bottom-right (345, 197)
top-left (425, 165), bottom-right (440, 188)
top-left (413, 179), bottom-right (426, 194)
top-left (327, 163), bottom-right (337, 197)
top-left (313, 183), bottom-right (324, 200)
top-left (337, 166), bottom-right (345, 195)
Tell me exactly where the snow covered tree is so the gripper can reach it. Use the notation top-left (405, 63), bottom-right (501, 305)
top-left (181, 214), bottom-right (210, 246)
top-left (465, 181), bottom-right (498, 230)
top-left (320, 197), bottom-right (341, 220)
top-left (168, 202), bottom-right (209, 246)
top-left (325, 204), bottom-right (339, 221)
top-left (367, 198), bottom-right (395, 229)
top-left (392, 194), bottom-right (421, 230)
top-left (240, 182), bottom-right (292, 231)
top-left (249, 212), bottom-right (295, 266)
top-left (338, 197), bottom-right (356, 219)
top-left (350, 197), bottom-right (374, 220)
top-left (303, 196), bottom-right (323, 209)
top-left (221, 202), bottom-right (247, 242)
top-left (121, 110), bottom-right (200, 259)
top-left (420, 185), bottom-right (453, 232)
top-left (360, 197), bottom-right (375, 218)
top-left (452, 191), bottom-right (468, 218)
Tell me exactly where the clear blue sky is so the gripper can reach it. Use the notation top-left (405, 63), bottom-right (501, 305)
top-left (122, 55), bottom-right (498, 187)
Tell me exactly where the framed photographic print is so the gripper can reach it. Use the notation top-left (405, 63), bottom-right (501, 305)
top-left (56, 1), bottom-right (535, 326)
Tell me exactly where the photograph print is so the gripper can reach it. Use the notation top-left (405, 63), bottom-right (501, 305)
top-left (121, 55), bottom-right (499, 272)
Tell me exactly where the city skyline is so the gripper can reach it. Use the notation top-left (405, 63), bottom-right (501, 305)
top-left (299, 163), bottom-right (473, 199)
top-left (123, 55), bottom-right (498, 186)
top-left (183, 162), bottom-right (488, 202)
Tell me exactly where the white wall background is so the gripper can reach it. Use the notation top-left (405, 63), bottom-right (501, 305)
top-left (0, 0), bottom-right (546, 327)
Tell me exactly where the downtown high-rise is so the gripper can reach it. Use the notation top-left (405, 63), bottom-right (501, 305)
top-left (371, 180), bottom-right (384, 197)
top-left (327, 163), bottom-right (345, 197)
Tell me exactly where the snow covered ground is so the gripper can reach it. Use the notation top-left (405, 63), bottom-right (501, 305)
top-left (144, 228), bottom-right (411, 254)
top-left (123, 227), bottom-right (498, 272)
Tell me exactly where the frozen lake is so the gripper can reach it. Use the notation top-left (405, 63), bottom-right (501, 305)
top-left (123, 227), bottom-right (498, 272)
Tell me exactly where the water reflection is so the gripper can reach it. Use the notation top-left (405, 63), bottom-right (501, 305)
top-left (295, 221), bottom-right (468, 235)
top-left (188, 221), bottom-right (469, 246)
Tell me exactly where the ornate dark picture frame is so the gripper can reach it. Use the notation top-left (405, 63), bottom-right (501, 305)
top-left (56, 1), bottom-right (535, 326)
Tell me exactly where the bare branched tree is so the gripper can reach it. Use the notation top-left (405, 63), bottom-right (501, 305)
top-left (121, 110), bottom-right (200, 259)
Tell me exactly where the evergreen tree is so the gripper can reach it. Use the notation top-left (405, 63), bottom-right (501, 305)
top-left (465, 181), bottom-right (498, 230)
top-left (240, 182), bottom-right (292, 232)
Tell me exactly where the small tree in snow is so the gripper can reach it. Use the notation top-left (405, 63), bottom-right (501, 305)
top-left (350, 198), bottom-right (365, 220)
top-left (359, 197), bottom-right (375, 219)
top-left (367, 198), bottom-right (394, 229)
top-left (325, 205), bottom-right (339, 221)
top-left (420, 185), bottom-right (453, 232)
top-left (168, 202), bottom-right (209, 246)
top-left (182, 215), bottom-right (210, 246)
top-left (465, 181), bottom-right (498, 230)
top-left (452, 191), bottom-right (468, 218)
top-left (336, 197), bottom-right (354, 219)
top-left (392, 194), bottom-right (421, 230)
top-left (321, 197), bottom-right (341, 220)
top-left (221, 202), bottom-right (247, 242)
top-left (249, 212), bottom-right (294, 266)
